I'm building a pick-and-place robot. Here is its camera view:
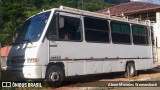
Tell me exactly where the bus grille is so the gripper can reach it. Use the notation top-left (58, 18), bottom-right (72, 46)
top-left (10, 56), bottom-right (25, 64)
top-left (11, 59), bottom-right (25, 64)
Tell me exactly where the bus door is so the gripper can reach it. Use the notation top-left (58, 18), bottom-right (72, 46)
top-left (156, 36), bottom-right (160, 63)
top-left (47, 12), bottom-right (85, 75)
top-left (151, 27), bottom-right (158, 63)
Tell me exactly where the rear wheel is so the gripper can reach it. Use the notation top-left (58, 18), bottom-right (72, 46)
top-left (46, 65), bottom-right (65, 87)
top-left (124, 62), bottom-right (136, 78)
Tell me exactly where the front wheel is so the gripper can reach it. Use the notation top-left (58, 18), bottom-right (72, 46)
top-left (124, 62), bottom-right (136, 78)
top-left (46, 65), bottom-right (65, 87)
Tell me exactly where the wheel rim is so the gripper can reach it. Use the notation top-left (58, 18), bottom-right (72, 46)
top-left (50, 72), bottom-right (60, 82)
top-left (129, 65), bottom-right (134, 75)
top-left (127, 65), bottom-right (134, 76)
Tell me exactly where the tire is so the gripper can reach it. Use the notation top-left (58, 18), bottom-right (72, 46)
top-left (124, 62), bottom-right (136, 78)
top-left (46, 65), bottom-right (65, 87)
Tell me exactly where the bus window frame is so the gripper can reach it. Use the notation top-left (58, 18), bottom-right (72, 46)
top-left (110, 20), bottom-right (132, 45)
top-left (131, 24), bottom-right (149, 46)
top-left (46, 11), bottom-right (83, 42)
top-left (84, 16), bottom-right (111, 43)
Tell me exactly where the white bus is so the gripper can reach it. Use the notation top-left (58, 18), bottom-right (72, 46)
top-left (7, 6), bottom-right (158, 86)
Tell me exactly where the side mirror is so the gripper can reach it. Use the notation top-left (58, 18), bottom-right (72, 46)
top-left (59, 17), bottom-right (64, 28)
top-left (48, 35), bottom-right (57, 41)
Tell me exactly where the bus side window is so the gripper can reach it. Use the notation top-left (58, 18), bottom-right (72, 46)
top-left (110, 21), bottom-right (131, 44)
top-left (84, 17), bottom-right (109, 43)
top-left (58, 16), bottom-right (81, 41)
top-left (132, 25), bottom-right (149, 45)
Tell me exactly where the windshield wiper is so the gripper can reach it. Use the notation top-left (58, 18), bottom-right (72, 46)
top-left (22, 39), bottom-right (32, 44)
top-left (12, 40), bottom-right (21, 46)
top-left (12, 39), bottom-right (32, 46)
top-left (12, 41), bottom-right (19, 45)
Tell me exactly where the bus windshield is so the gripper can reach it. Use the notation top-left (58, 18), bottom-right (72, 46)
top-left (15, 11), bottom-right (51, 44)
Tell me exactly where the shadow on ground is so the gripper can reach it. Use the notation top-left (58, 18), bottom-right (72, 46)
top-left (1, 66), bottom-right (160, 87)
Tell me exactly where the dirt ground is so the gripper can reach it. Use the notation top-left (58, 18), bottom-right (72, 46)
top-left (1, 66), bottom-right (160, 90)
top-left (51, 66), bottom-right (160, 90)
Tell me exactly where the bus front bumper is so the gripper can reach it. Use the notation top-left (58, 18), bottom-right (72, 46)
top-left (6, 65), bottom-right (42, 79)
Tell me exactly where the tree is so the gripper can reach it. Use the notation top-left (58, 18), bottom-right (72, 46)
top-left (0, 0), bottom-right (113, 47)
top-left (0, 1), bottom-right (26, 46)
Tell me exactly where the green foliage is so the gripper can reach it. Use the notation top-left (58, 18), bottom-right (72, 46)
top-left (0, 0), bottom-right (113, 47)
top-left (0, 2), bottom-right (26, 46)
top-left (83, 1), bottom-right (111, 11)
top-left (105, 0), bottom-right (130, 4)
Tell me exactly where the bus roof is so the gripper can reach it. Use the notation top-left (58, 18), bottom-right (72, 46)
top-left (36, 6), bottom-right (151, 26)
top-left (55, 6), bottom-right (151, 26)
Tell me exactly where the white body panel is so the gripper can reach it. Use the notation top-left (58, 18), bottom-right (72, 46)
top-left (49, 41), bottom-right (154, 76)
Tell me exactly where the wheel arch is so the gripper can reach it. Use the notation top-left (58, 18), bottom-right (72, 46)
top-left (125, 61), bottom-right (135, 69)
top-left (124, 60), bottom-right (137, 78)
top-left (45, 62), bottom-right (65, 78)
